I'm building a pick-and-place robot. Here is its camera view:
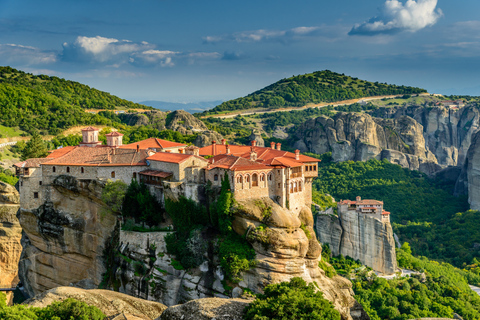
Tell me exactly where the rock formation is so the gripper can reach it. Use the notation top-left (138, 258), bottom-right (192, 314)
top-left (0, 181), bottom-right (21, 304)
top-left (194, 130), bottom-right (224, 147)
top-left (293, 112), bottom-right (440, 174)
top-left (248, 130), bottom-right (265, 147)
top-left (166, 110), bottom-right (208, 135)
top-left (24, 286), bottom-right (167, 320)
top-left (316, 209), bottom-right (397, 274)
top-left (456, 130), bottom-right (480, 210)
top-left (18, 176), bottom-right (117, 297)
top-left (159, 298), bottom-right (249, 320)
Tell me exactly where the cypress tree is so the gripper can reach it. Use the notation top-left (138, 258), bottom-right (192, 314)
top-left (21, 131), bottom-right (48, 160)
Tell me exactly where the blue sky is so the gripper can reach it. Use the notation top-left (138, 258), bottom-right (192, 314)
top-left (1, 0), bottom-right (479, 102)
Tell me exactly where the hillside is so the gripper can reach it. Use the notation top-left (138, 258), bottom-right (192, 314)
top-left (204, 70), bottom-right (427, 115)
top-left (0, 67), bottom-right (150, 135)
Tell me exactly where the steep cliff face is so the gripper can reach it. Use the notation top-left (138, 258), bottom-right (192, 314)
top-left (0, 181), bottom-right (21, 304)
top-left (316, 210), bottom-right (397, 275)
top-left (293, 112), bottom-right (440, 173)
top-left (456, 130), bottom-right (480, 210)
top-left (18, 176), bottom-right (117, 297)
top-left (113, 198), bottom-right (363, 320)
top-left (370, 104), bottom-right (480, 167)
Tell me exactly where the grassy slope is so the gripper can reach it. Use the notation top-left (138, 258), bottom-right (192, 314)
top-left (204, 70), bottom-right (427, 115)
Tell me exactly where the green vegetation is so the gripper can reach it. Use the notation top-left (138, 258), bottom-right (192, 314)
top-left (314, 158), bottom-right (474, 267)
top-left (21, 132), bottom-right (48, 160)
top-left (165, 173), bottom-right (256, 282)
top-left (122, 179), bottom-right (164, 226)
top-left (101, 180), bottom-right (128, 213)
top-left (244, 277), bottom-right (341, 320)
top-left (0, 293), bottom-right (105, 320)
top-left (0, 168), bottom-right (18, 186)
top-left (204, 70), bottom-right (426, 115)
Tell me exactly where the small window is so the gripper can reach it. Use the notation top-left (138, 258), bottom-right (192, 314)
top-left (214, 174), bottom-right (218, 181)
top-left (53, 166), bottom-right (56, 173)
top-left (133, 172), bottom-right (137, 180)
top-left (278, 183), bottom-right (280, 188)
top-left (313, 165), bottom-right (317, 171)
top-left (269, 174), bottom-right (272, 181)
top-left (111, 171), bottom-right (116, 178)
top-left (66, 167), bottom-right (70, 173)
top-left (39, 181), bottom-right (42, 186)
top-left (20, 181), bottom-right (23, 187)
top-left (305, 165), bottom-right (309, 171)
top-left (81, 167), bottom-right (84, 174)
top-left (34, 192), bottom-right (39, 199)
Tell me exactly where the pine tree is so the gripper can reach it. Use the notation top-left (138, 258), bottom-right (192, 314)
top-left (21, 131), bottom-right (48, 160)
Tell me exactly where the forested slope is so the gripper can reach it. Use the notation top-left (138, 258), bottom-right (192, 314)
top-left (204, 70), bottom-right (426, 114)
top-left (0, 67), bottom-right (150, 135)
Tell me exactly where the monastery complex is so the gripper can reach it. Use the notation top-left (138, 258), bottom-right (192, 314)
top-left (15, 127), bottom-right (321, 214)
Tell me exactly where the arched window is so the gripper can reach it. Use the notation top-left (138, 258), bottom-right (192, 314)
top-left (252, 173), bottom-right (258, 187)
top-left (52, 166), bottom-right (56, 173)
top-left (299, 181), bottom-right (302, 192)
top-left (290, 182), bottom-right (293, 193)
top-left (214, 174), bottom-right (219, 181)
top-left (237, 175), bottom-right (242, 183)
top-left (111, 171), bottom-right (116, 178)
top-left (269, 174), bottom-right (272, 181)
top-left (81, 167), bottom-right (84, 174)
top-left (260, 173), bottom-right (265, 181)
top-left (246, 175), bottom-right (250, 182)
top-left (294, 181), bottom-right (298, 192)
top-left (66, 167), bottom-right (70, 173)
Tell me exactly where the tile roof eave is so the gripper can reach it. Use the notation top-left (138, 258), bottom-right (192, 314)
top-left (42, 163), bottom-right (147, 167)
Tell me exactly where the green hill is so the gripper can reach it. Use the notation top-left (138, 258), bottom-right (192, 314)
top-left (204, 70), bottom-right (427, 115)
top-left (0, 66), bottom-right (151, 135)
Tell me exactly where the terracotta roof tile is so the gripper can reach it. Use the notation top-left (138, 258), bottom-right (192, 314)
top-left (146, 152), bottom-right (194, 164)
top-left (139, 169), bottom-right (173, 178)
top-left (208, 155), bottom-right (271, 171)
top-left (105, 132), bottom-right (124, 137)
top-left (120, 137), bottom-right (186, 150)
top-left (14, 158), bottom-right (53, 168)
top-left (44, 147), bottom-right (148, 166)
top-left (47, 146), bottom-right (77, 159)
top-left (81, 126), bottom-right (99, 131)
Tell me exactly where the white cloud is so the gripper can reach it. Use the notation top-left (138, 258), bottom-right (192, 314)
top-left (129, 50), bottom-right (179, 67)
top-left (0, 44), bottom-right (57, 65)
top-left (349, 0), bottom-right (443, 36)
top-left (203, 25), bottom-right (343, 44)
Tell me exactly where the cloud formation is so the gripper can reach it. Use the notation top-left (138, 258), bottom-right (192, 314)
top-left (61, 36), bottom-right (221, 67)
top-left (349, 0), bottom-right (443, 36)
top-left (203, 25), bottom-right (342, 44)
top-left (0, 44), bottom-right (57, 65)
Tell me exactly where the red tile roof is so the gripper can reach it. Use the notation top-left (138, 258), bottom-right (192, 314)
top-left (382, 210), bottom-right (391, 215)
top-left (339, 199), bottom-right (384, 205)
top-left (198, 143), bottom-right (319, 168)
top-left (208, 155), bottom-right (271, 171)
top-left (120, 137), bottom-right (186, 150)
top-left (105, 132), bottom-right (124, 137)
top-left (146, 152), bottom-right (198, 164)
top-left (139, 169), bottom-right (173, 178)
top-left (81, 127), bottom-right (99, 131)
top-left (44, 147), bottom-right (149, 166)
top-left (47, 146), bottom-right (77, 159)
top-left (13, 158), bottom-right (53, 168)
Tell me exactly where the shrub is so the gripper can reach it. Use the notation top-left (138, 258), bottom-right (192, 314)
top-left (244, 277), bottom-right (341, 320)
top-left (101, 179), bottom-right (128, 213)
top-left (36, 298), bottom-right (105, 320)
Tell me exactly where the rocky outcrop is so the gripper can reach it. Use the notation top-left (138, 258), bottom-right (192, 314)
top-left (370, 104), bottom-right (480, 167)
top-left (293, 112), bottom-right (440, 174)
top-left (24, 286), bottom-right (167, 320)
top-left (159, 298), bottom-right (249, 320)
top-left (166, 110), bottom-right (208, 135)
top-left (194, 130), bottom-right (224, 147)
top-left (0, 181), bottom-right (21, 304)
top-left (18, 177), bottom-right (117, 297)
top-left (248, 130), bottom-right (265, 147)
top-left (316, 210), bottom-right (397, 274)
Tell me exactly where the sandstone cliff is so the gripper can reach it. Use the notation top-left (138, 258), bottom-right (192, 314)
top-left (25, 286), bottom-right (167, 320)
top-left (18, 176), bottom-right (117, 297)
top-left (0, 181), bottom-right (21, 304)
top-left (456, 130), bottom-right (480, 210)
top-left (293, 112), bottom-right (440, 174)
top-left (316, 210), bottom-right (397, 274)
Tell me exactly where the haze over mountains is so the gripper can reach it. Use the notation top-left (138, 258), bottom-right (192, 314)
top-left (139, 100), bottom-right (222, 113)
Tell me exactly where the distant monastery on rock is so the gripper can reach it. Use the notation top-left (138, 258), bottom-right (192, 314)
top-left (15, 127), bottom-right (319, 214)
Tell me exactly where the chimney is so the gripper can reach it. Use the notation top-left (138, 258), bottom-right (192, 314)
top-left (221, 139), bottom-right (226, 145)
top-left (295, 149), bottom-right (300, 160)
top-left (136, 144), bottom-right (140, 153)
top-left (251, 140), bottom-right (257, 147)
top-left (250, 149), bottom-right (257, 161)
top-left (276, 142), bottom-right (281, 151)
top-left (356, 196), bottom-right (361, 202)
top-left (270, 141), bottom-right (276, 149)
top-left (179, 148), bottom-right (184, 154)
top-left (226, 144), bottom-right (230, 154)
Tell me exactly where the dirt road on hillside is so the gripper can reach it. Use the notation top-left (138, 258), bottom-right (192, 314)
top-left (202, 93), bottom-right (430, 119)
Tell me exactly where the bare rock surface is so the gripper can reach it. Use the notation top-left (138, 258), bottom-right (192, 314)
top-left (458, 130), bottom-right (480, 210)
top-left (194, 130), bottom-right (224, 147)
top-left (24, 286), bottom-right (167, 320)
top-left (18, 177), bottom-right (117, 297)
top-left (158, 298), bottom-right (248, 320)
top-left (0, 181), bottom-right (21, 304)
top-left (316, 209), bottom-right (397, 274)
